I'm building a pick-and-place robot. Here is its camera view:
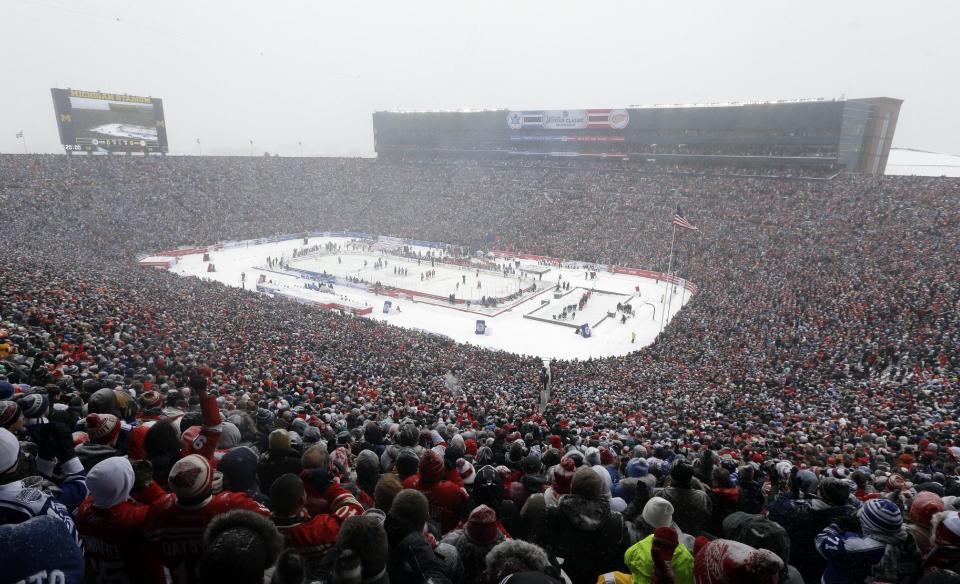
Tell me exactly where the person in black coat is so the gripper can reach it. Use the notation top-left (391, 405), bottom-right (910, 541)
top-left (532, 467), bottom-right (630, 584)
top-left (257, 429), bottom-right (302, 495)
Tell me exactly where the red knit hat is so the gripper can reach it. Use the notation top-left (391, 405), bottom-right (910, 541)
top-left (419, 449), bottom-right (445, 484)
top-left (464, 438), bottom-right (478, 457)
top-left (552, 456), bottom-right (576, 495)
top-left (85, 413), bottom-right (120, 445)
top-left (464, 504), bottom-right (498, 545)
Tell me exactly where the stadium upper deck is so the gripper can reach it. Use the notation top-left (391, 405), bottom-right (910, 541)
top-left (373, 97), bottom-right (902, 175)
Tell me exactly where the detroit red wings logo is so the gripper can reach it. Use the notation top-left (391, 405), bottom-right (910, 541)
top-left (170, 465), bottom-right (203, 490)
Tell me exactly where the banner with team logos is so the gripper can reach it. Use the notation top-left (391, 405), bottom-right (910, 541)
top-left (506, 109), bottom-right (630, 130)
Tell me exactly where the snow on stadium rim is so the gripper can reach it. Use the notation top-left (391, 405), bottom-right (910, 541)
top-left (140, 232), bottom-right (697, 360)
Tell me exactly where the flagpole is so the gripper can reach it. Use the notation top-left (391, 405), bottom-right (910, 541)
top-left (18, 132), bottom-right (28, 154)
top-left (659, 222), bottom-right (677, 332)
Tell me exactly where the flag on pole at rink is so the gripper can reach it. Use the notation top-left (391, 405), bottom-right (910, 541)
top-left (673, 207), bottom-right (698, 231)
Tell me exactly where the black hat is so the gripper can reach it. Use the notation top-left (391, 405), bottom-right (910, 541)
top-left (198, 510), bottom-right (283, 584)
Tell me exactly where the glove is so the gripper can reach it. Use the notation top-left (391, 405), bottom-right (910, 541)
top-left (29, 422), bottom-right (57, 461)
top-left (303, 468), bottom-right (334, 494)
top-left (132, 459), bottom-right (154, 490)
top-left (789, 466), bottom-right (801, 496)
top-left (51, 421), bottom-right (76, 462)
top-left (188, 369), bottom-right (208, 395)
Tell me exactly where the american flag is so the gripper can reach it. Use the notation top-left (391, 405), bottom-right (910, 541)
top-left (15, 131), bottom-right (23, 138)
top-left (673, 207), bottom-right (698, 231)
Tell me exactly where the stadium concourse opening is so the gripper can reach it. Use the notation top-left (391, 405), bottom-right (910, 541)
top-left (149, 233), bottom-right (696, 360)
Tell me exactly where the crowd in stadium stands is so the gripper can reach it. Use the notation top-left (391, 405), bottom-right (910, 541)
top-left (0, 153), bottom-right (958, 584)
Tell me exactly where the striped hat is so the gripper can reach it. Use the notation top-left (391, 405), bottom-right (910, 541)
top-left (17, 393), bottom-right (48, 419)
top-left (168, 454), bottom-right (214, 504)
top-left (859, 498), bottom-right (903, 535)
top-left (0, 401), bottom-right (21, 430)
top-left (85, 413), bottom-right (120, 444)
top-left (139, 390), bottom-right (163, 409)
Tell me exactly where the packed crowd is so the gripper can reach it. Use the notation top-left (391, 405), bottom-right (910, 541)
top-left (0, 153), bottom-right (958, 584)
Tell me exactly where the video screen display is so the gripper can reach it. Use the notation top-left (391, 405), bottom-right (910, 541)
top-left (51, 88), bottom-right (169, 153)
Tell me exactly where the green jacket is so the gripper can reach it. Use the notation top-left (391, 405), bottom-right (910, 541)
top-left (623, 534), bottom-right (694, 584)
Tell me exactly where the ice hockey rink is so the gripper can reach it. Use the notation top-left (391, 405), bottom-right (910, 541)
top-left (160, 235), bottom-right (694, 360)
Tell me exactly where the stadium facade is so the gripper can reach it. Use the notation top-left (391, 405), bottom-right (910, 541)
top-left (373, 97), bottom-right (902, 175)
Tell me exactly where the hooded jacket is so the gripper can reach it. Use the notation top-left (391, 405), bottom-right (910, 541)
top-left (534, 494), bottom-right (630, 584)
top-left (624, 533), bottom-right (694, 584)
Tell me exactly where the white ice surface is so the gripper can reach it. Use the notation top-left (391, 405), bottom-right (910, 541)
top-left (167, 237), bottom-right (691, 360)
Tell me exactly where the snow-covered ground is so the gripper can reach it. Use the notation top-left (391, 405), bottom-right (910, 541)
top-left (165, 236), bottom-right (692, 360)
top-left (886, 148), bottom-right (960, 177)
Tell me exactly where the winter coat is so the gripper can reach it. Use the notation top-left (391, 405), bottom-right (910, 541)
top-left (766, 494), bottom-right (857, 584)
top-left (707, 486), bottom-right (740, 537)
top-left (385, 516), bottom-right (454, 584)
top-left (652, 486), bottom-right (712, 536)
top-left (509, 473), bottom-right (546, 510)
top-left (815, 524), bottom-right (921, 584)
top-left (441, 528), bottom-right (506, 584)
top-left (257, 448), bottom-right (302, 494)
top-left (75, 442), bottom-right (121, 471)
top-left (624, 533), bottom-right (694, 584)
top-left (533, 494), bottom-right (630, 584)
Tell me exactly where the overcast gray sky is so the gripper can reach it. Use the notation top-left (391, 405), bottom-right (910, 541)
top-left (2, 0), bottom-right (957, 156)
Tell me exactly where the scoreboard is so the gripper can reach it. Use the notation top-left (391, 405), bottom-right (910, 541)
top-left (51, 88), bottom-right (169, 153)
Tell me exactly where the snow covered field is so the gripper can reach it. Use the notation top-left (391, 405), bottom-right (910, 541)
top-left (886, 148), bottom-right (960, 177)
top-left (164, 236), bottom-right (693, 360)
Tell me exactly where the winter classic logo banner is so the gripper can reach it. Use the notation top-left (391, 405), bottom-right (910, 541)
top-left (507, 109), bottom-right (630, 130)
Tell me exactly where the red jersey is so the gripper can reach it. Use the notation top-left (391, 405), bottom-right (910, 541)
top-left (144, 491), bottom-right (270, 584)
top-left (75, 497), bottom-right (158, 584)
top-left (275, 481), bottom-right (362, 576)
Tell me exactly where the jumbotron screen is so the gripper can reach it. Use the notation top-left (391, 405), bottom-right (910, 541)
top-left (51, 88), bottom-right (169, 153)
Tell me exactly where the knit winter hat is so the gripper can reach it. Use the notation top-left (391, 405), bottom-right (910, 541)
top-left (0, 516), bottom-right (85, 584)
top-left (169, 454), bottom-right (214, 503)
top-left (87, 457), bottom-right (135, 509)
top-left (571, 466), bottom-right (603, 500)
top-left (269, 429), bottom-right (291, 451)
top-left (457, 458), bottom-right (476, 485)
top-left (584, 447), bottom-right (601, 467)
top-left (356, 449), bottom-right (381, 480)
top-left (396, 447), bottom-right (420, 477)
top-left (934, 511), bottom-right (960, 547)
top-left (219, 422), bottom-right (242, 449)
top-left (18, 393), bottom-right (48, 419)
top-left (0, 401), bottom-right (21, 430)
top-left (642, 497), bottom-right (675, 529)
top-left (465, 504), bottom-right (499, 545)
top-left (694, 539), bottom-right (783, 584)
top-left (626, 457), bottom-right (648, 478)
top-left (0, 427), bottom-right (20, 473)
top-left (219, 446), bottom-right (259, 489)
top-left (522, 453), bottom-right (542, 475)
top-left (419, 449), bottom-right (446, 484)
top-left (552, 456), bottom-right (576, 494)
top-left (859, 498), bottom-right (903, 535)
top-left (909, 491), bottom-right (945, 528)
top-left (85, 413), bottom-right (121, 444)
top-left (139, 390), bottom-right (163, 409)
